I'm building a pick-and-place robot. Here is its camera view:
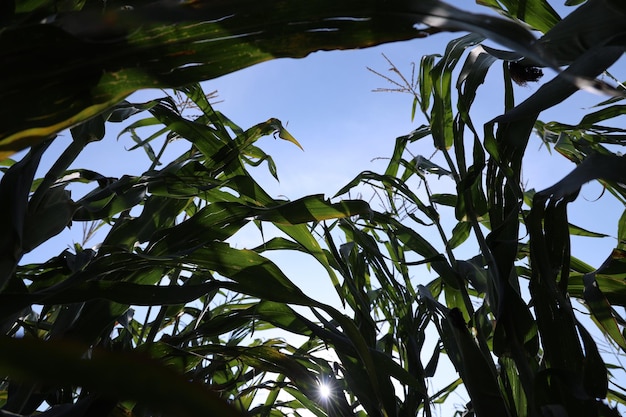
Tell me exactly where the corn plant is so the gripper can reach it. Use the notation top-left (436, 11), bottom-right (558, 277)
top-left (2, 1), bottom-right (626, 417)
top-left (0, 84), bottom-right (378, 416)
top-left (2, 0), bottom-right (622, 159)
top-left (312, 2), bottom-right (626, 415)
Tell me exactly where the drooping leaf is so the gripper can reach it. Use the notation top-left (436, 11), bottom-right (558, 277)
top-left (523, 0), bottom-right (626, 66)
top-left (537, 153), bottom-right (626, 203)
top-left (440, 308), bottom-right (509, 417)
top-left (22, 187), bottom-right (76, 253)
top-left (0, 337), bottom-right (243, 417)
top-left (430, 34), bottom-right (485, 150)
top-left (582, 267), bottom-right (626, 351)
top-left (448, 221), bottom-right (471, 249)
top-left (385, 125), bottom-right (431, 178)
top-left (180, 243), bottom-right (313, 305)
top-left (0, 280), bottom-right (223, 308)
top-left (419, 54), bottom-right (438, 113)
top-left (0, 141), bottom-right (51, 291)
top-left (410, 155), bottom-right (454, 178)
top-left (494, 46), bottom-right (624, 124)
top-left (254, 195), bottom-right (372, 224)
top-left (577, 319), bottom-right (609, 398)
top-left (477, 0), bottom-right (561, 33)
top-left (0, 0), bottom-right (575, 158)
top-left (456, 44), bottom-right (497, 128)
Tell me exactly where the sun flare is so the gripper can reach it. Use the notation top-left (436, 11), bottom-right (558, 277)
top-left (318, 382), bottom-right (331, 399)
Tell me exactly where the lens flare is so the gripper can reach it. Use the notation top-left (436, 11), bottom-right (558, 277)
top-left (318, 382), bottom-right (331, 399)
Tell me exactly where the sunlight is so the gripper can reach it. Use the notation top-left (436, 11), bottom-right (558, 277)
top-left (318, 382), bottom-right (331, 400)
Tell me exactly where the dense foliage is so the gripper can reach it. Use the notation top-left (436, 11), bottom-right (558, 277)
top-left (2, 0), bottom-right (626, 416)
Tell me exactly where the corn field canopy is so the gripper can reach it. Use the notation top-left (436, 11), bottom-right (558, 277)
top-left (2, 0), bottom-right (626, 416)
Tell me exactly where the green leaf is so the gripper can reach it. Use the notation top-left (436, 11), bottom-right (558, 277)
top-left (104, 196), bottom-right (190, 250)
top-left (476, 0), bottom-right (561, 33)
top-left (0, 0), bottom-right (558, 158)
top-left (495, 47), bottom-right (624, 124)
top-left (0, 337), bottom-right (244, 417)
top-left (275, 222), bottom-right (343, 296)
top-left (537, 153), bottom-right (626, 204)
top-left (449, 221), bottom-right (471, 249)
top-left (499, 356), bottom-right (528, 417)
top-left (430, 34), bottom-right (484, 150)
top-left (528, 0), bottom-right (626, 65)
top-left (410, 155), bottom-right (453, 178)
top-left (419, 54), bottom-right (438, 113)
top-left (528, 198), bottom-right (585, 375)
top-left (385, 125), bottom-right (431, 178)
top-left (254, 195), bottom-right (372, 224)
top-left (440, 308), bottom-right (509, 416)
top-left (181, 243), bottom-right (312, 305)
top-left (618, 209), bottom-right (626, 251)
top-left (74, 175), bottom-right (148, 221)
top-left (0, 281), bottom-right (223, 308)
top-left (0, 141), bottom-right (50, 291)
top-left (430, 193), bottom-right (457, 207)
top-left (579, 105), bottom-right (626, 129)
top-left (23, 187), bottom-right (76, 253)
top-left (335, 171), bottom-right (437, 224)
top-left (583, 270), bottom-right (626, 351)
top-left (568, 222), bottom-right (608, 238)
top-left (577, 320), bottom-right (609, 398)
top-left (456, 45), bottom-right (497, 127)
